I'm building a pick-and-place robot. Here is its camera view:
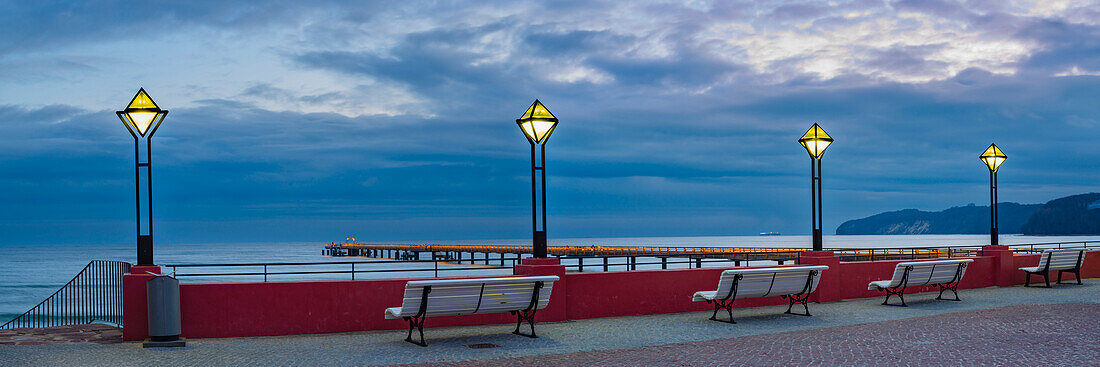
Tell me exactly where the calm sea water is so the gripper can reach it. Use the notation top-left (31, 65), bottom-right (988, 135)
top-left (2, 234), bottom-right (1097, 322)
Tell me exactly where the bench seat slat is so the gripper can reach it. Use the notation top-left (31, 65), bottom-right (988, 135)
top-left (692, 265), bottom-right (828, 302)
top-left (1031, 249), bottom-right (1085, 270)
top-left (386, 277), bottom-right (556, 319)
top-left (1018, 249), bottom-right (1085, 272)
top-left (867, 259), bottom-right (972, 290)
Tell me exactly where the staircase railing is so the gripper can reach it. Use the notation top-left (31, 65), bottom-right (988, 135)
top-left (0, 260), bottom-right (131, 329)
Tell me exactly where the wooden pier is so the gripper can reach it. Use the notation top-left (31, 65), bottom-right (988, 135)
top-left (323, 243), bottom-right (982, 263)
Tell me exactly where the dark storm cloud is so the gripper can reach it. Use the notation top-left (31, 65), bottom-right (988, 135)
top-left (892, 0), bottom-right (973, 19)
top-left (1, 0), bottom-right (1099, 244)
top-left (0, 1), bottom-right (303, 56)
top-left (859, 44), bottom-right (949, 76)
top-left (1016, 20), bottom-right (1100, 73)
top-left (767, 3), bottom-right (830, 21)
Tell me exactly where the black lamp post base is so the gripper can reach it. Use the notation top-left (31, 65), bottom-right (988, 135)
top-left (143, 337), bottom-right (185, 348)
top-left (533, 231), bottom-right (547, 258)
top-left (138, 235), bottom-right (154, 266)
top-left (812, 229), bottom-right (823, 251)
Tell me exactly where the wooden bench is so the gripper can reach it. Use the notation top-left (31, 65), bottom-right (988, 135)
top-left (691, 265), bottom-right (828, 323)
top-left (868, 259), bottom-right (972, 307)
top-left (384, 275), bottom-right (558, 346)
top-left (1020, 249), bottom-right (1087, 288)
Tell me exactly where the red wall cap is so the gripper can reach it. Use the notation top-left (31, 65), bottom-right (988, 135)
top-left (519, 258), bottom-right (561, 266)
top-left (799, 251), bottom-right (836, 258)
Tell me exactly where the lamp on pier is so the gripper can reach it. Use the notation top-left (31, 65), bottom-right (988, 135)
top-left (798, 123), bottom-right (833, 251)
top-left (117, 88), bottom-right (168, 266)
top-left (516, 99), bottom-right (558, 258)
top-left (979, 143), bottom-right (1006, 246)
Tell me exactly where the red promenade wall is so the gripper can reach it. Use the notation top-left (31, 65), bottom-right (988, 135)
top-left (122, 248), bottom-right (1100, 340)
top-left (564, 267), bottom-right (790, 320)
top-left (177, 278), bottom-right (522, 339)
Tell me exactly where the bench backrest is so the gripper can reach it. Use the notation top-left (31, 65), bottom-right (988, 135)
top-left (883, 259), bottom-right (972, 288)
top-left (1036, 249), bottom-right (1085, 271)
top-left (398, 276), bottom-right (558, 317)
top-left (714, 265), bottom-right (828, 300)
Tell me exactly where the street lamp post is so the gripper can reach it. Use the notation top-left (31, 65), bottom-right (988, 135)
top-left (979, 143), bottom-right (1006, 246)
top-left (798, 123), bottom-right (833, 252)
top-left (116, 88), bottom-right (168, 266)
top-left (516, 99), bottom-right (559, 258)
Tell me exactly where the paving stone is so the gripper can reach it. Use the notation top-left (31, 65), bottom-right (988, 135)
top-left (407, 302), bottom-right (1100, 366)
top-left (0, 324), bottom-right (122, 345)
top-left (0, 281), bottom-right (1096, 366)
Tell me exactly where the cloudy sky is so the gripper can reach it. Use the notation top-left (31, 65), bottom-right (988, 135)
top-left (1, 0), bottom-right (1098, 245)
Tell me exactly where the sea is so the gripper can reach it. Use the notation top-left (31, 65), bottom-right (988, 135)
top-left (2, 234), bottom-right (1097, 322)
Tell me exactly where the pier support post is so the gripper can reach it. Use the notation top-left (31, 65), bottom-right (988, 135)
top-left (797, 251), bottom-right (839, 303)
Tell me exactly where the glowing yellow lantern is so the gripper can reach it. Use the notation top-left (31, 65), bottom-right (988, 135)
top-left (116, 88), bottom-right (168, 137)
top-left (516, 99), bottom-right (558, 145)
top-left (979, 143), bottom-right (1006, 172)
top-left (798, 123), bottom-right (833, 159)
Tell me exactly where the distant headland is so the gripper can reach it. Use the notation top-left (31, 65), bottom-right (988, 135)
top-left (836, 193), bottom-right (1100, 235)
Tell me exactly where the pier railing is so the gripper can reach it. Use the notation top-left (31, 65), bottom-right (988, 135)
top-left (829, 241), bottom-right (1099, 262)
top-left (1, 260), bottom-right (131, 329)
top-left (1003, 240), bottom-right (1098, 253)
top-left (163, 241), bottom-right (1100, 282)
top-left (166, 256), bottom-right (523, 282)
top-left (324, 240), bottom-right (1099, 266)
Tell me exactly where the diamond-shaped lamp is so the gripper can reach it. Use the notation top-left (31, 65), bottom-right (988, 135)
top-left (117, 88), bottom-right (168, 138)
top-left (980, 143), bottom-right (1006, 172)
top-left (799, 123), bottom-right (833, 159)
top-left (516, 99), bottom-right (558, 145)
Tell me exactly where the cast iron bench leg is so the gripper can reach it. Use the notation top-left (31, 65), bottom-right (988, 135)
top-left (936, 282), bottom-right (961, 301)
top-left (882, 287), bottom-right (907, 307)
top-left (403, 316), bottom-right (428, 347)
top-left (510, 309), bottom-right (538, 338)
top-left (783, 293), bottom-right (812, 316)
top-left (706, 299), bottom-right (736, 324)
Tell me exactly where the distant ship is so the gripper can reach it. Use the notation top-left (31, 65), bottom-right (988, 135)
top-left (758, 232), bottom-right (781, 236)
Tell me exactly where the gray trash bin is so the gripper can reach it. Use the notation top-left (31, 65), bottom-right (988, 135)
top-left (144, 273), bottom-right (185, 347)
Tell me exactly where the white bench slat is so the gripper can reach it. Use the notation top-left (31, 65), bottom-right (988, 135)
top-left (386, 276), bottom-right (557, 319)
top-left (1027, 249), bottom-right (1085, 271)
top-left (867, 259), bottom-right (972, 290)
top-left (1019, 249), bottom-right (1088, 287)
top-left (693, 265), bottom-right (829, 302)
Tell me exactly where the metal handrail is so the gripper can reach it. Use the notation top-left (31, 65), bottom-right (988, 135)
top-left (328, 240), bottom-right (1099, 258)
top-left (1, 260), bottom-right (131, 329)
top-left (166, 256), bottom-right (523, 281)
top-left (561, 256), bottom-right (747, 272)
top-left (165, 259), bottom-right (508, 267)
top-left (169, 240), bottom-right (1100, 281)
top-left (173, 266), bottom-right (512, 278)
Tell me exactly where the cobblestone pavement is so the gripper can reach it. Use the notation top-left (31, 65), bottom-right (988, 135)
top-left (409, 302), bottom-right (1100, 366)
top-left (0, 324), bottom-right (122, 345)
top-left (0, 281), bottom-right (1096, 366)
